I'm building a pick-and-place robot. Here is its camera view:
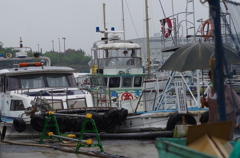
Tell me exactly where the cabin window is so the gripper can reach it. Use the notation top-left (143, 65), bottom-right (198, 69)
top-left (90, 77), bottom-right (100, 85)
top-left (109, 77), bottom-right (120, 87)
top-left (20, 74), bottom-right (45, 89)
top-left (134, 77), bottom-right (142, 87)
top-left (10, 100), bottom-right (25, 111)
top-left (67, 98), bottom-right (87, 108)
top-left (66, 74), bottom-right (77, 87)
top-left (122, 77), bottom-right (132, 87)
top-left (103, 77), bottom-right (108, 86)
top-left (46, 99), bottom-right (63, 110)
top-left (46, 74), bottom-right (69, 87)
top-left (126, 58), bottom-right (134, 65)
top-left (0, 76), bottom-right (4, 92)
top-left (7, 77), bottom-right (20, 90)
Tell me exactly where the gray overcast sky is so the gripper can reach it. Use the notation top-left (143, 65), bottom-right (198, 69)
top-left (0, 0), bottom-right (232, 55)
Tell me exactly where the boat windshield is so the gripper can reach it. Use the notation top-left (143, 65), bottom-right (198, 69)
top-left (7, 73), bottom-right (77, 90)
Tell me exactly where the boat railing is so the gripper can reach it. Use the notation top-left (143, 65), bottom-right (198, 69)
top-left (97, 57), bottom-right (142, 69)
top-left (12, 87), bottom-right (89, 111)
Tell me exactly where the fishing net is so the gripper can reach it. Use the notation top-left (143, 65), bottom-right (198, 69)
top-left (219, 0), bottom-right (240, 75)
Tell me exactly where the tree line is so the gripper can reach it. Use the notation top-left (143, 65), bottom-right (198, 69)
top-left (0, 46), bottom-right (92, 68)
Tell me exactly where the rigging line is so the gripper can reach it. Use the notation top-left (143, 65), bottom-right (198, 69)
top-left (125, 0), bottom-right (139, 38)
top-left (221, 8), bottom-right (240, 54)
top-left (109, 1), bottom-right (120, 28)
top-left (223, 1), bottom-right (240, 47)
top-left (230, 4), bottom-right (240, 45)
top-left (225, 0), bottom-right (240, 6)
top-left (158, 0), bottom-right (176, 45)
top-left (158, 0), bottom-right (167, 18)
top-left (84, 7), bottom-right (102, 55)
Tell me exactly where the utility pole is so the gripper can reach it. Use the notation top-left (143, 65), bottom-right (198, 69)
top-left (52, 40), bottom-right (54, 52)
top-left (58, 37), bottom-right (62, 66)
top-left (62, 37), bottom-right (66, 53)
top-left (58, 38), bottom-right (61, 53)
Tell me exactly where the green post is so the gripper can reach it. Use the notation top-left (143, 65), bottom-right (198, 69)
top-left (39, 115), bottom-right (62, 143)
top-left (75, 118), bottom-right (104, 153)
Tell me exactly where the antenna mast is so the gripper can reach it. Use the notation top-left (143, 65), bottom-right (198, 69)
top-left (121, 0), bottom-right (126, 40)
top-left (103, 3), bottom-right (109, 57)
top-left (145, 0), bottom-right (151, 79)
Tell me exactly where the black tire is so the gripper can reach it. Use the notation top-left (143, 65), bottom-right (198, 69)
top-left (72, 116), bottom-right (83, 132)
top-left (30, 115), bottom-right (45, 132)
top-left (166, 112), bottom-right (196, 131)
top-left (73, 111), bottom-right (106, 132)
top-left (117, 108), bottom-right (128, 126)
top-left (103, 109), bottom-right (121, 129)
top-left (49, 116), bottom-right (71, 133)
top-left (13, 118), bottom-right (26, 133)
top-left (200, 111), bottom-right (209, 124)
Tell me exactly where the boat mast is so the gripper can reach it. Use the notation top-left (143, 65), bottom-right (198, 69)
top-left (121, 0), bottom-right (126, 40)
top-left (103, 3), bottom-right (109, 57)
top-left (145, 0), bottom-right (151, 78)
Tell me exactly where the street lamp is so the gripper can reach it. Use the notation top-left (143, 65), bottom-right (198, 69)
top-left (62, 37), bottom-right (66, 53)
top-left (52, 40), bottom-right (54, 52)
top-left (37, 44), bottom-right (39, 52)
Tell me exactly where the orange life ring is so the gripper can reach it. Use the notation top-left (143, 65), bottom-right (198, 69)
top-left (121, 92), bottom-right (134, 100)
top-left (201, 19), bottom-right (214, 39)
top-left (161, 18), bottom-right (172, 38)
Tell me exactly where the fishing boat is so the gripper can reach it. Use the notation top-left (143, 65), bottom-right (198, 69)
top-left (113, 0), bottom-right (213, 133)
top-left (0, 41), bottom-right (105, 137)
top-left (87, 27), bottom-right (147, 114)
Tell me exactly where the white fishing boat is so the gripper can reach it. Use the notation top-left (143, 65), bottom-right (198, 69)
top-left (0, 41), bottom-right (97, 137)
top-left (114, 0), bottom-right (213, 133)
top-left (88, 28), bottom-right (146, 114)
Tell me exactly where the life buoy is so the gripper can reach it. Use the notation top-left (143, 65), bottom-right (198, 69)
top-left (30, 115), bottom-right (45, 132)
top-left (117, 108), bottom-right (128, 126)
top-left (201, 19), bottom-right (214, 39)
top-left (13, 118), bottom-right (26, 133)
top-left (121, 92), bottom-right (134, 100)
top-left (103, 109), bottom-right (121, 129)
top-left (161, 18), bottom-right (172, 38)
top-left (166, 112), bottom-right (196, 130)
top-left (200, 111), bottom-right (209, 124)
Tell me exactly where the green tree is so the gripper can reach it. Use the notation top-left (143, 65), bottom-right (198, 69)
top-left (44, 49), bottom-right (92, 66)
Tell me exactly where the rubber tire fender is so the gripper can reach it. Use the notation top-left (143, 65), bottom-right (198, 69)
top-left (13, 118), bottom-right (26, 133)
top-left (73, 111), bottom-right (105, 132)
top-left (30, 115), bottom-right (45, 132)
top-left (200, 111), bottom-right (209, 124)
top-left (103, 109), bottom-right (121, 129)
top-left (49, 116), bottom-right (71, 133)
top-left (117, 108), bottom-right (128, 126)
top-left (166, 112), bottom-right (196, 131)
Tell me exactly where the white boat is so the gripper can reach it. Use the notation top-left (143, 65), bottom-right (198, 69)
top-left (0, 43), bottom-right (95, 137)
top-left (114, 0), bottom-right (212, 133)
top-left (87, 29), bottom-right (147, 114)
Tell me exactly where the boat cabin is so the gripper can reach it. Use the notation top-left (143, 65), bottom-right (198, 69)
top-left (87, 38), bottom-right (146, 112)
